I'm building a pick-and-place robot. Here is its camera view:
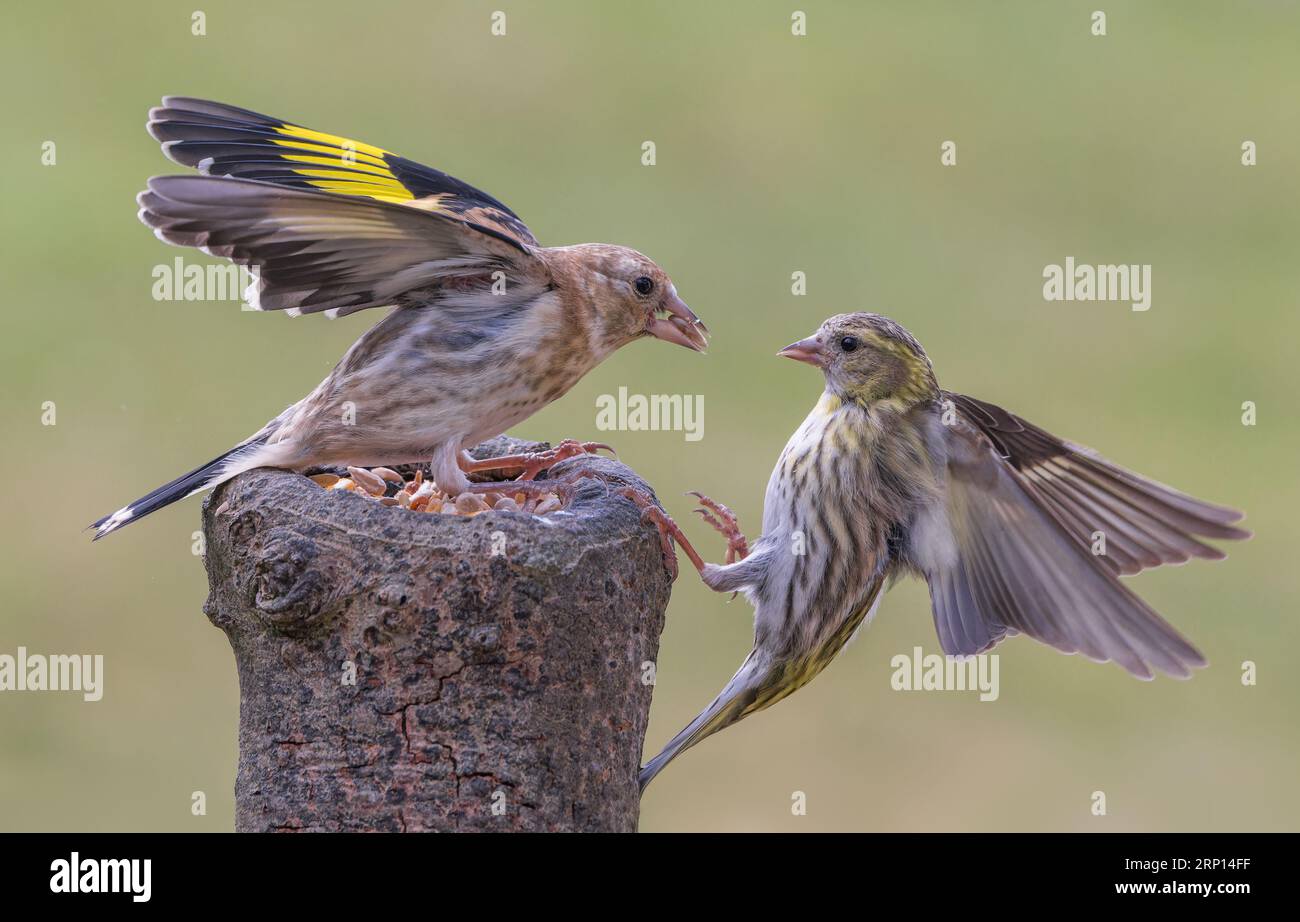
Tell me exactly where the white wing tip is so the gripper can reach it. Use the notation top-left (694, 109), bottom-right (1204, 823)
top-left (242, 271), bottom-right (265, 311)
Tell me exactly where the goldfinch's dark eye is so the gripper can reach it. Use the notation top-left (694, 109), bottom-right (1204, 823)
top-left (840, 336), bottom-right (860, 352)
top-left (634, 276), bottom-right (655, 296)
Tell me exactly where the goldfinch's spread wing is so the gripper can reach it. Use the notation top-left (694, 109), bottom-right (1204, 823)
top-left (139, 175), bottom-right (536, 317)
top-left (138, 98), bottom-right (551, 317)
top-left (148, 97), bottom-right (539, 250)
top-left (917, 394), bottom-right (1245, 678)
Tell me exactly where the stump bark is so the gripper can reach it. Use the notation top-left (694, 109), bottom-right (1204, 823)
top-left (200, 437), bottom-right (671, 832)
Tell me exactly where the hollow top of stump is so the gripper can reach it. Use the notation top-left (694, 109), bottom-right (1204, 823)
top-left (201, 436), bottom-right (668, 637)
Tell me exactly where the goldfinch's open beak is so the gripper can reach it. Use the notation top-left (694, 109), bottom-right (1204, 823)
top-left (778, 336), bottom-right (830, 368)
top-left (648, 288), bottom-right (709, 353)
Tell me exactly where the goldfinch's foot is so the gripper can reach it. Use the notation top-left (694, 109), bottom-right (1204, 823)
top-left (460, 439), bottom-right (616, 481)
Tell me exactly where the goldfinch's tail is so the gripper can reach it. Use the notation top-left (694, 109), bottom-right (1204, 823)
top-left (89, 435), bottom-right (270, 540)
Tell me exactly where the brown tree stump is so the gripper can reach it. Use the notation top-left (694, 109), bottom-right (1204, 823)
top-left (200, 437), bottom-right (671, 832)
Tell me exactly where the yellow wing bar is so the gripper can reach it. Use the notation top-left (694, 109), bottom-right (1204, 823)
top-left (270, 124), bottom-right (415, 203)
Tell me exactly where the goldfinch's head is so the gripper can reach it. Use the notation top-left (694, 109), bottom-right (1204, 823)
top-left (559, 244), bottom-right (708, 354)
top-left (779, 312), bottom-right (938, 406)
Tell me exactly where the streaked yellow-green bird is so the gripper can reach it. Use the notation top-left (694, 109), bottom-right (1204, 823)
top-left (638, 312), bottom-right (1249, 790)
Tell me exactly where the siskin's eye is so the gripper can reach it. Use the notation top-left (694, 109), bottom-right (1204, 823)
top-left (634, 276), bottom-right (655, 296)
top-left (840, 335), bottom-right (860, 352)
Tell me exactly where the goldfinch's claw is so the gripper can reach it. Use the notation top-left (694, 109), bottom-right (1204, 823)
top-left (461, 438), bottom-right (618, 481)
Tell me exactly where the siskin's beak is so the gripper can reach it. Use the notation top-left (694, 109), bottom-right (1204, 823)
top-left (648, 287), bottom-right (709, 353)
top-left (778, 335), bottom-right (830, 368)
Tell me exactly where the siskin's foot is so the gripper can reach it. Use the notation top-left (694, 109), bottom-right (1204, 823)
top-left (619, 487), bottom-right (707, 581)
top-left (689, 491), bottom-right (750, 562)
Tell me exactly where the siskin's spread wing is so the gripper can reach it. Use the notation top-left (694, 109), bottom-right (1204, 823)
top-left (946, 392), bottom-right (1248, 575)
top-left (915, 393), bottom-right (1248, 678)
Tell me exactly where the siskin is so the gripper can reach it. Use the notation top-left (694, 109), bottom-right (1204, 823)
top-left (637, 312), bottom-right (1249, 790)
top-left (92, 98), bottom-right (707, 539)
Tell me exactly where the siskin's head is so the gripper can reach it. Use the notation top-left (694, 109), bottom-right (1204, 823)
top-left (778, 312), bottom-right (938, 406)
top-left (560, 243), bottom-right (708, 354)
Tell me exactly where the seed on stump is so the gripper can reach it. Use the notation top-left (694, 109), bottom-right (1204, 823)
top-left (373, 467), bottom-right (403, 484)
top-left (455, 494), bottom-right (489, 515)
top-left (535, 494), bottom-right (562, 514)
top-left (347, 466), bottom-right (387, 496)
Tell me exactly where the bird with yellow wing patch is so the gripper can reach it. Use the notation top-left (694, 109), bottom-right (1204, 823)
top-left (93, 98), bottom-right (707, 538)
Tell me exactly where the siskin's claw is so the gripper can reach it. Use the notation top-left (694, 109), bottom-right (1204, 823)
top-left (618, 486), bottom-right (712, 580)
top-left (688, 491), bottom-right (750, 562)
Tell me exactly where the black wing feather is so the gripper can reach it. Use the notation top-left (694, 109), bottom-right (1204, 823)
top-left (148, 97), bottom-right (539, 249)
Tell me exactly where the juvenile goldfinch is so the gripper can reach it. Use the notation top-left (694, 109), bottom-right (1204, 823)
top-left (638, 312), bottom-right (1249, 789)
top-left (92, 98), bottom-right (707, 539)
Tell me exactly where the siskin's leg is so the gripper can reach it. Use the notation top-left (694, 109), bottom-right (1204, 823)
top-left (618, 487), bottom-right (706, 581)
top-left (618, 488), bottom-right (752, 582)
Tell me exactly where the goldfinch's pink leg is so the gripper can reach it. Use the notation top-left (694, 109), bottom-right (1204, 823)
top-left (459, 440), bottom-right (616, 481)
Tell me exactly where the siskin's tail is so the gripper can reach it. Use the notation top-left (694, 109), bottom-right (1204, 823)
top-left (639, 651), bottom-right (792, 791)
top-left (640, 580), bottom-right (885, 791)
top-left (90, 435), bottom-right (270, 539)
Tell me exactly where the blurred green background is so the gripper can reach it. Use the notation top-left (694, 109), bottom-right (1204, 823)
top-left (2, 0), bottom-right (1296, 832)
